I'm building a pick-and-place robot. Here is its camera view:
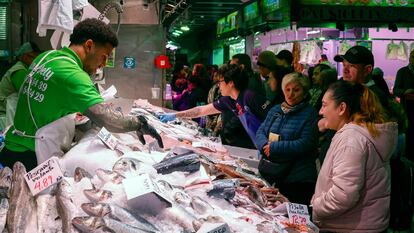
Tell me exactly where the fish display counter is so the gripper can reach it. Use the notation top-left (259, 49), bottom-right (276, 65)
top-left (0, 99), bottom-right (319, 233)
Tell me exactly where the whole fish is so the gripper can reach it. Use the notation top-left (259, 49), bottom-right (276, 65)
top-left (245, 186), bottom-right (267, 208)
top-left (81, 203), bottom-right (159, 232)
top-left (0, 167), bottom-right (12, 192)
top-left (161, 206), bottom-right (197, 232)
top-left (206, 179), bottom-right (239, 200)
top-left (74, 167), bottom-right (92, 183)
top-left (95, 169), bottom-right (125, 184)
top-left (190, 196), bottom-right (214, 214)
top-left (84, 189), bottom-right (113, 203)
top-left (72, 216), bottom-right (148, 233)
top-left (72, 216), bottom-right (113, 233)
top-left (0, 198), bottom-right (9, 232)
top-left (156, 180), bottom-right (174, 193)
top-left (112, 157), bottom-right (150, 178)
top-left (7, 162), bottom-right (35, 233)
top-left (56, 179), bottom-right (78, 233)
top-left (173, 190), bottom-right (191, 206)
top-left (153, 153), bottom-right (200, 175)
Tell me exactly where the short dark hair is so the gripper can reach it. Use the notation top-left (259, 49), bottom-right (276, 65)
top-left (276, 50), bottom-right (293, 65)
top-left (70, 18), bottom-right (118, 47)
top-left (232, 54), bottom-right (252, 71)
top-left (217, 64), bottom-right (248, 91)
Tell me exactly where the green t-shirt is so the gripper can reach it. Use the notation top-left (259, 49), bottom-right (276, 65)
top-left (5, 47), bottom-right (104, 152)
top-left (0, 61), bottom-right (28, 114)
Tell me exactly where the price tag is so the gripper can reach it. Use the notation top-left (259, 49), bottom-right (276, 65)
top-left (287, 202), bottom-right (310, 225)
top-left (97, 127), bottom-right (119, 150)
top-left (196, 222), bottom-right (231, 233)
top-left (24, 157), bottom-right (64, 196)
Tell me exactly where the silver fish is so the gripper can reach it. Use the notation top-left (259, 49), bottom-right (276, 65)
top-left (173, 190), bottom-right (191, 206)
top-left (102, 217), bottom-right (149, 233)
top-left (0, 167), bottom-right (12, 192)
top-left (0, 198), bottom-right (9, 232)
top-left (112, 158), bottom-right (143, 178)
top-left (81, 203), bottom-right (158, 232)
top-left (56, 179), bottom-right (78, 233)
top-left (162, 206), bottom-right (197, 232)
top-left (72, 216), bottom-right (113, 233)
top-left (190, 196), bottom-right (214, 214)
top-left (7, 162), bottom-right (35, 233)
top-left (84, 189), bottom-right (113, 202)
top-left (74, 167), bottom-right (92, 183)
top-left (72, 216), bottom-right (148, 233)
top-left (95, 169), bottom-right (125, 184)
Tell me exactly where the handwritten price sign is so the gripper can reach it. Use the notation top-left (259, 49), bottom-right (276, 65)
top-left (24, 157), bottom-right (64, 196)
top-left (287, 202), bottom-right (310, 226)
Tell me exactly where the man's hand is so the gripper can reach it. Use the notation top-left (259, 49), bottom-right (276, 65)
top-left (263, 143), bottom-right (270, 158)
top-left (318, 118), bottom-right (328, 132)
top-left (136, 115), bottom-right (164, 148)
top-left (159, 113), bottom-right (176, 123)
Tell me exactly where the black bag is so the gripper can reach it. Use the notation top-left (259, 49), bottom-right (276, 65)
top-left (389, 157), bottom-right (414, 231)
top-left (258, 158), bottom-right (292, 186)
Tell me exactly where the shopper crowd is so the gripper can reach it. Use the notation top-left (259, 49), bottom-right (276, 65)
top-left (1, 24), bottom-right (414, 231)
top-left (161, 46), bottom-right (414, 232)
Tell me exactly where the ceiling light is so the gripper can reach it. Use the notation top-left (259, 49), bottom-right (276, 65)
top-left (172, 32), bottom-right (180, 36)
top-left (306, 29), bottom-right (320, 35)
top-left (180, 26), bottom-right (190, 31)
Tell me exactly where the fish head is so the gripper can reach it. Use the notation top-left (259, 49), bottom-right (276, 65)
top-left (96, 169), bottom-right (113, 179)
top-left (84, 189), bottom-right (113, 202)
top-left (0, 167), bottom-right (12, 188)
top-left (157, 180), bottom-right (173, 192)
top-left (57, 179), bottom-right (73, 197)
top-left (81, 203), bottom-right (111, 217)
top-left (112, 158), bottom-right (141, 175)
top-left (72, 216), bottom-right (106, 232)
top-left (112, 174), bottom-right (125, 184)
top-left (74, 167), bottom-right (91, 182)
top-left (12, 162), bottom-right (27, 181)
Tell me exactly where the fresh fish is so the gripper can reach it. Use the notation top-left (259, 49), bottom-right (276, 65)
top-left (0, 198), bottom-right (8, 232)
top-left (74, 167), bottom-right (92, 183)
top-left (81, 203), bottom-right (159, 232)
top-left (192, 215), bottom-right (225, 232)
top-left (72, 216), bottom-right (113, 233)
top-left (7, 162), bottom-right (35, 233)
top-left (72, 216), bottom-right (148, 233)
top-left (206, 179), bottom-right (239, 200)
top-left (153, 153), bottom-right (200, 175)
top-left (112, 157), bottom-right (157, 178)
top-left (173, 190), bottom-right (191, 206)
top-left (84, 189), bottom-right (113, 203)
top-left (245, 186), bottom-right (267, 208)
top-left (56, 179), bottom-right (78, 233)
top-left (161, 206), bottom-right (197, 232)
top-left (0, 167), bottom-right (12, 192)
top-left (190, 196), bottom-right (214, 214)
top-left (102, 217), bottom-right (150, 233)
top-left (156, 180), bottom-right (174, 193)
top-left (95, 169), bottom-right (125, 184)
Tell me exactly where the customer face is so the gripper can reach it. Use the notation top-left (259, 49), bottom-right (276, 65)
top-left (283, 81), bottom-right (304, 106)
top-left (319, 90), bottom-right (347, 131)
top-left (342, 60), bottom-right (371, 84)
top-left (312, 66), bottom-right (323, 86)
top-left (268, 72), bottom-right (278, 92)
top-left (258, 65), bottom-right (270, 77)
top-left (217, 76), bottom-right (231, 96)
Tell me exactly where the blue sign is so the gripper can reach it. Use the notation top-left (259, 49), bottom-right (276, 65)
top-left (123, 57), bottom-right (136, 69)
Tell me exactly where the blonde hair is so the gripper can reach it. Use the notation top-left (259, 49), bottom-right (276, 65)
top-left (281, 72), bottom-right (310, 93)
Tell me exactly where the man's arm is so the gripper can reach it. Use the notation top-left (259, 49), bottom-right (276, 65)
top-left (84, 103), bottom-right (139, 133)
top-left (84, 102), bottom-right (163, 147)
top-left (175, 103), bottom-right (221, 118)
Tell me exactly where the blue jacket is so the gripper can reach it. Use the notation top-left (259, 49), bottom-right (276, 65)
top-left (256, 102), bottom-right (319, 184)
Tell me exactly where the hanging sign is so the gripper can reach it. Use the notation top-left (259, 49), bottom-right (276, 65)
top-left (123, 57), bottom-right (136, 69)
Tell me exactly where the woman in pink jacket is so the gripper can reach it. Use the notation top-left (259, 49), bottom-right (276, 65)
top-left (312, 81), bottom-right (398, 233)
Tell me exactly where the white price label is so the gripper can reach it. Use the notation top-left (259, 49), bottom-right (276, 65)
top-left (287, 202), bottom-right (310, 225)
top-left (97, 127), bottom-right (119, 150)
top-left (24, 157), bottom-right (64, 196)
